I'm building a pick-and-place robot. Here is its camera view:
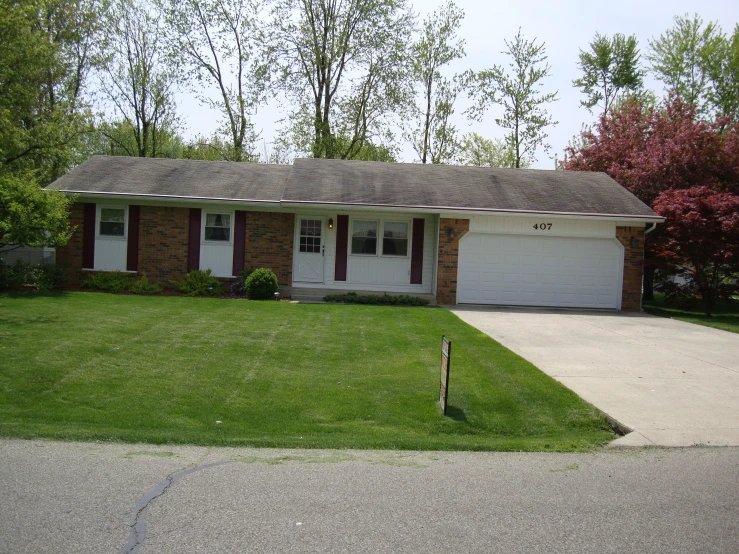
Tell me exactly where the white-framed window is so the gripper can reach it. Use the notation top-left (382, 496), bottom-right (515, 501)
top-left (382, 221), bottom-right (409, 257)
top-left (203, 212), bottom-right (232, 242)
top-left (349, 218), bottom-right (411, 258)
top-left (351, 220), bottom-right (378, 255)
top-left (299, 219), bottom-right (322, 253)
top-left (98, 206), bottom-right (127, 238)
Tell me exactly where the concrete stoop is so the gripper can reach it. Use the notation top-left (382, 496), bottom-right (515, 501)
top-left (281, 286), bottom-right (437, 305)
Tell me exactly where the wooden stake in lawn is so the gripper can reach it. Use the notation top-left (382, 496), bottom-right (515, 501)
top-left (440, 336), bottom-right (451, 415)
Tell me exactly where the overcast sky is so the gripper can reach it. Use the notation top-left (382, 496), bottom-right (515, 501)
top-left (176, 0), bottom-right (739, 168)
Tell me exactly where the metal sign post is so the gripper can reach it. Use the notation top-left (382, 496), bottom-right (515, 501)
top-left (440, 336), bottom-right (451, 415)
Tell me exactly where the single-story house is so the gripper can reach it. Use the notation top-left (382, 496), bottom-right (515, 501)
top-left (47, 155), bottom-right (662, 310)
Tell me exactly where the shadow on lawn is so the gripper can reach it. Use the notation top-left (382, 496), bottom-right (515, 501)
top-left (446, 406), bottom-right (468, 422)
top-left (0, 293), bottom-right (69, 331)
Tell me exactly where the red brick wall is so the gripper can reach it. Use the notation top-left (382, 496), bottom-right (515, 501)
top-left (55, 202), bottom-right (85, 287)
top-left (436, 218), bottom-right (470, 304)
top-left (243, 212), bottom-right (294, 286)
top-left (138, 206), bottom-right (190, 283)
top-left (616, 226), bottom-right (645, 312)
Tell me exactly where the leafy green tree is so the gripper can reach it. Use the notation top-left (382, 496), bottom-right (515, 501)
top-left (159, 0), bottom-right (267, 162)
top-left (648, 13), bottom-right (723, 117)
top-left (1, 0), bottom-right (101, 183)
top-left (332, 136), bottom-right (397, 162)
top-left (257, 138), bottom-right (294, 164)
top-left (573, 32), bottom-right (644, 117)
top-left (405, 1), bottom-right (466, 164)
top-left (457, 133), bottom-right (525, 168)
top-left (97, 0), bottom-right (180, 158)
top-left (468, 29), bottom-right (558, 168)
top-left (706, 24), bottom-right (739, 120)
top-left (0, 173), bottom-right (73, 253)
top-left (86, 120), bottom-right (186, 159)
top-left (268, 0), bottom-right (415, 160)
top-left (182, 134), bottom-right (259, 162)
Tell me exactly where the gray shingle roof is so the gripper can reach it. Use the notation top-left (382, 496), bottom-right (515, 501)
top-left (49, 155), bottom-right (289, 202)
top-left (48, 155), bottom-right (659, 219)
top-left (283, 158), bottom-right (658, 218)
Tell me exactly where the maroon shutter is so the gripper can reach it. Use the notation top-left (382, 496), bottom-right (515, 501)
top-left (232, 210), bottom-right (246, 276)
top-left (126, 205), bottom-right (140, 272)
top-left (334, 215), bottom-right (349, 281)
top-left (410, 218), bottom-right (425, 284)
top-left (82, 203), bottom-right (96, 269)
top-left (188, 208), bottom-right (201, 272)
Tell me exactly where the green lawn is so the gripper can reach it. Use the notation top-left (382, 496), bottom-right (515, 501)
top-left (0, 293), bottom-right (614, 451)
top-left (643, 295), bottom-right (739, 334)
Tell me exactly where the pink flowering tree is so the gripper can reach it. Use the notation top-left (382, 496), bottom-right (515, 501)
top-left (562, 96), bottom-right (739, 299)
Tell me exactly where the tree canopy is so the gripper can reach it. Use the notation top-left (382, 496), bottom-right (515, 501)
top-left (652, 187), bottom-right (739, 315)
top-left (573, 32), bottom-right (644, 117)
top-left (268, 0), bottom-right (414, 160)
top-left (469, 29), bottom-right (558, 168)
top-left (0, 174), bottom-right (73, 253)
top-left (405, 1), bottom-right (466, 164)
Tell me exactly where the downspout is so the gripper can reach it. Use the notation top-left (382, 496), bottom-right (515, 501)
top-left (640, 222), bottom-right (658, 311)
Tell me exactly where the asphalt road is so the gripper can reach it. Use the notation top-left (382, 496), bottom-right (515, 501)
top-left (1, 440), bottom-right (738, 553)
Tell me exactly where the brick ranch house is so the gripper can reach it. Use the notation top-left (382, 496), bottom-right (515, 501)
top-left (47, 156), bottom-right (663, 310)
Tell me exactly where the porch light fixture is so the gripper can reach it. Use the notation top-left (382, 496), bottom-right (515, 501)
top-left (328, 218), bottom-right (334, 229)
top-left (447, 227), bottom-right (455, 240)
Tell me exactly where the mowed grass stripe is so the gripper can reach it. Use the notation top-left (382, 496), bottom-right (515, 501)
top-left (0, 293), bottom-right (614, 451)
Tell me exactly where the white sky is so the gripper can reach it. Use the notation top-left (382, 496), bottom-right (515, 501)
top-left (176, 0), bottom-right (739, 168)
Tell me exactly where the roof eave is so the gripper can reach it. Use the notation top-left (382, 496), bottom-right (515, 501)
top-left (50, 189), bottom-right (282, 207)
top-left (48, 189), bottom-right (663, 223)
top-left (278, 200), bottom-right (664, 223)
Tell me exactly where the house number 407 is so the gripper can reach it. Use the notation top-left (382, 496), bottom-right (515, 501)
top-left (533, 223), bottom-right (553, 230)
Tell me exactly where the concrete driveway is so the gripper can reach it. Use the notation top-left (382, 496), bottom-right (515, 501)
top-left (448, 306), bottom-right (739, 447)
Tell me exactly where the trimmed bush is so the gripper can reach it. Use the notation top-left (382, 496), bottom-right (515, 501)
top-left (323, 292), bottom-right (429, 306)
top-left (83, 271), bottom-right (162, 295)
top-left (0, 259), bottom-right (31, 289)
top-left (0, 259), bottom-right (66, 292)
top-left (126, 273), bottom-right (162, 295)
top-left (245, 268), bottom-right (279, 300)
top-left (83, 271), bottom-right (132, 293)
top-left (231, 268), bottom-right (254, 297)
top-left (171, 269), bottom-right (222, 296)
top-left (32, 264), bottom-right (67, 293)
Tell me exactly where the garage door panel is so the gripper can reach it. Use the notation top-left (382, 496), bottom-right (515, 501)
top-left (458, 233), bottom-right (623, 309)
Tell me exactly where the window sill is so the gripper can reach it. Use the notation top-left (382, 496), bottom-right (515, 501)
top-left (349, 254), bottom-right (410, 259)
top-left (82, 268), bottom-right (137, 273)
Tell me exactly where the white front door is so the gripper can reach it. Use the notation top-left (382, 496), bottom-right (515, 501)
top-left (294, 217), bottom-right (325, 283)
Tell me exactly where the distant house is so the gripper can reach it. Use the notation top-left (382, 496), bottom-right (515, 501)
top-left (1, 246), bottom-right (55, 266)
top-left (47, 156), bottom-right (662, 310)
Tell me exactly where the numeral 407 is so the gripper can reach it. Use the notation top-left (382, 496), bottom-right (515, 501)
top-left (533, 223), bottom-right (552, 230)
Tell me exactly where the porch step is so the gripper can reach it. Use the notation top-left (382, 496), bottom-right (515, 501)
top-left (281, 287), bottom-right (437, 305)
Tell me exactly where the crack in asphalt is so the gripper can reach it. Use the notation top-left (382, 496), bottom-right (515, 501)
top-left (120, 461), bottom-right (234, 554)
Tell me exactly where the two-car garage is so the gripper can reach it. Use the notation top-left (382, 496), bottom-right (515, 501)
top-left (455, 217), bottom-right (625, 310)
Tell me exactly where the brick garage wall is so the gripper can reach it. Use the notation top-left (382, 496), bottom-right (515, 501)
top-left (55, 202), bottom-right (85, 287)
top-left (436, 218), bottom-right (470, 305)
top-left (138, 206), bottom-right (189, 283)
top-left (243, 212), bottom-right (294, 286)
top-left (616, 226), bottom-right (645, 312)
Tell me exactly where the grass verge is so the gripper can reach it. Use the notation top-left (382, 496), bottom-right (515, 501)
top-left (0, 292), bottom-right (614, 451)
top-left (643, 295), bottom-right (739, 334)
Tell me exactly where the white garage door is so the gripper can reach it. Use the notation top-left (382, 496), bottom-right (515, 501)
top-left (457, 234), bottom-right (623, 309)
